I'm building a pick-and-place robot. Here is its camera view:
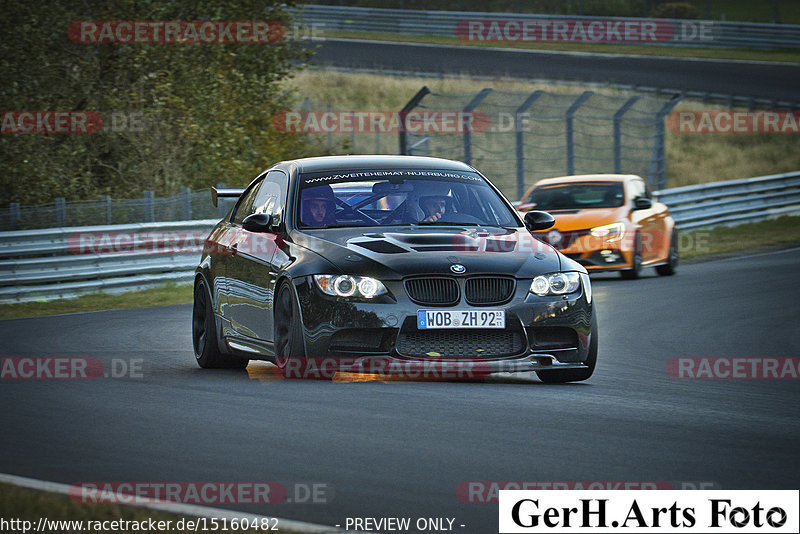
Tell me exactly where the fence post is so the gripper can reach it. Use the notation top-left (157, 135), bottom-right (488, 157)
top-left (326, 105), bottom-right (333, 151)
top-left (462, 88), bottom-right (493, 166)
top-left (565, 91), bottom-right (593, 176)
top-left (56, 197), bottom-right (66, 227)
top-left (350, 110), bottom-right (356, 151)
top-left (183, 187), bottom-right (192, 221)
top-left (10, 202), bottom-right (20, 230)
top-left (144, 190), bottom-right (155, 223)
top-left (515, 90), bottom-right (544, 201)
top-left (102, 195), bottom-right (112, 224)
top-left (613, 96), bottom-right (640, 174)
top-left (398, 86), bottom-right (431, 155)
top-left (648, 95), bottom-right (682, 191)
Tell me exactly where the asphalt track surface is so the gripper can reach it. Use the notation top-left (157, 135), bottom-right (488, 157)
top-left (309, 39), bottom-right (800, 103)
top-left (2, 248), bottom-right (799, 532)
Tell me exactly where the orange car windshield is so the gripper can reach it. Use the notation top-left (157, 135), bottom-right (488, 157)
top-left (527, 182), bottom-right (624, 210)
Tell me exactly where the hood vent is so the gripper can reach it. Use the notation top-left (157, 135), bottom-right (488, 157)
top-left (353, 240), bottom-right (407, 254)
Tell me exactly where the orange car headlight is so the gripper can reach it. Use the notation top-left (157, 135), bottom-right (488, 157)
top-left (590, 222), bottom-right (625, 242)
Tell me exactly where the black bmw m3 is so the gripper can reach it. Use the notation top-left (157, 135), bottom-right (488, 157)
top-left (192, 155), bottom-right (597, 383)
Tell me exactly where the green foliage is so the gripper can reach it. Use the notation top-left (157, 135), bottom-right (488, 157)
top-left (0, 0), bottom-right (323, 206)
top-left (651, 2), bottom-right (699, 19)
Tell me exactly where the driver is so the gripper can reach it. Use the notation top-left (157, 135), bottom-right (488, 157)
top-left (419, 195), bottom-right (448, 223)
top-left (301, 185), bottom-right (337, 227)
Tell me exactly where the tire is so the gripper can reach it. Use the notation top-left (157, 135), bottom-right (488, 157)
top-left (656, 229), bottom-right (678, 276)
top-left (536, 314), bottom-right (598, 384)
top-left (192, 278), bottom-right (248, 369)
top-left (274, 281), bottom-right (311, 379)
top-left (620, 232), bottom-right (642, 280)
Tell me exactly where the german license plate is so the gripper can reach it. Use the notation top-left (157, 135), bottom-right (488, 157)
top-left (417, 309), bottom-right (505, 329)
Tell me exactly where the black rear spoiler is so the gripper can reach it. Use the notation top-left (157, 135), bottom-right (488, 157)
top-left (211, 187), bottom-right (245, 207)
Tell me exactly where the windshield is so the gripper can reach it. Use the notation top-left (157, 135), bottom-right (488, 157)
top-left (526, 182), bottom-right (624, 210)
top-left (297, 169), bottom-right (519, 228)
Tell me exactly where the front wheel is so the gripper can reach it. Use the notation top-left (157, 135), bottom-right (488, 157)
top-left (274, 281), bottom-right (311, 379)
top-left (620, 233), bottom-right (642, 280)
top-left (536, 315), bottom-right (598, 384)
top-left (656, 229), bottom-right (678, 276)
top-left (192, 278), bottom-right (248, 369)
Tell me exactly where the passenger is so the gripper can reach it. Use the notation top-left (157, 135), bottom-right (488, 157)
top-left (419, 195), bottom-right (448, 223)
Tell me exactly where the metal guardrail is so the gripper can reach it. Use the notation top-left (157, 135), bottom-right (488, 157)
top-left (0, 172), bottom-right (798, 303)
top-left (294, 4), bottom-right (800, 50)
top-left (654, 171), bottom-right (800, 230)
top-left (0, 220), bottom-right (217, 303)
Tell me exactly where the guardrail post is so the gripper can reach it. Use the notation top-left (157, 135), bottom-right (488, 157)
top-left (565, 91), bottom-right (593, 176)
top-left (216, 183), bottom-right (227, 219)
top-left (56, 198), bottom-right (66, 227)
top-left (613, 96), bottom-right (640, 174)
top-left (10, 202), bottom-right (20, 231)
top-left (102, 195), bottom-right (112, 224)
top-left (183, 187), bottom-right (192, 221)
top-left (398, 86), bottom-right (431, 155)
top-left (462, 88), bottom-right (493, 165)
top-left (515, 90), bottom-right (544, 200)
top-left (648, 95), bottom-right (682, 191)
top-left (144, 191), bottom-right (155, 223)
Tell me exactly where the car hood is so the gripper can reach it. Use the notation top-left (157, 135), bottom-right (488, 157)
top-left (292, 226), bottom-right (564, 280)
top-left (543, 207), bottom-right (627, 231)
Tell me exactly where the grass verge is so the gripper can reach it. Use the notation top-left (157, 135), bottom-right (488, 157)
top-left (679, 215), bottom-right (800, 260)
top-left (0, 482), bottom-right (297, 534)
top-left (318, 30), bottom-right (800, 64)
top-left (0, 282), bottom-right (192, 321)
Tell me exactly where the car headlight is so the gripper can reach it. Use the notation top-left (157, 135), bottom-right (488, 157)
top-left (530, 272), bottom-right (581, 296)
top-left (313, 274), bottom-right (387, 299)
top-left (590, 222), bottom-right (625, 242)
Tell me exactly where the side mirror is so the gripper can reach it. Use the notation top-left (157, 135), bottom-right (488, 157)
top-left (524, 210), bottom-right (555, 231)
top-left (242, 213), bottom-right (274, 232)
top-left (633, 197), bottom-right (652, 210)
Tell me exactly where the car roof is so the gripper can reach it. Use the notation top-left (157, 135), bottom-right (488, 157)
top-left (279, 155), bottom-right (476, 174)
top-left (534, 174), bottom-right (640, 186)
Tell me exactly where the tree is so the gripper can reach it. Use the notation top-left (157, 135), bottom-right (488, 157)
top-left (0, 0), bottom-right (321, 205)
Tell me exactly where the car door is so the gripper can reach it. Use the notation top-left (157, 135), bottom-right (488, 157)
top-left (225, 170), bottom-right (288, 342)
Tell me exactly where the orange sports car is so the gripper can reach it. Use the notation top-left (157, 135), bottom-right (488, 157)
top-left (518, 174), bottom-right (678, 279)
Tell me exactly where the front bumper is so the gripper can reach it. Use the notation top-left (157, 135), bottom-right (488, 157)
top-left (291, 274), bottom-right (593, 376)
top-left (564, 249), bottom-right (634, 271)
top-left (532, 229), bottom-right (635, 272)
